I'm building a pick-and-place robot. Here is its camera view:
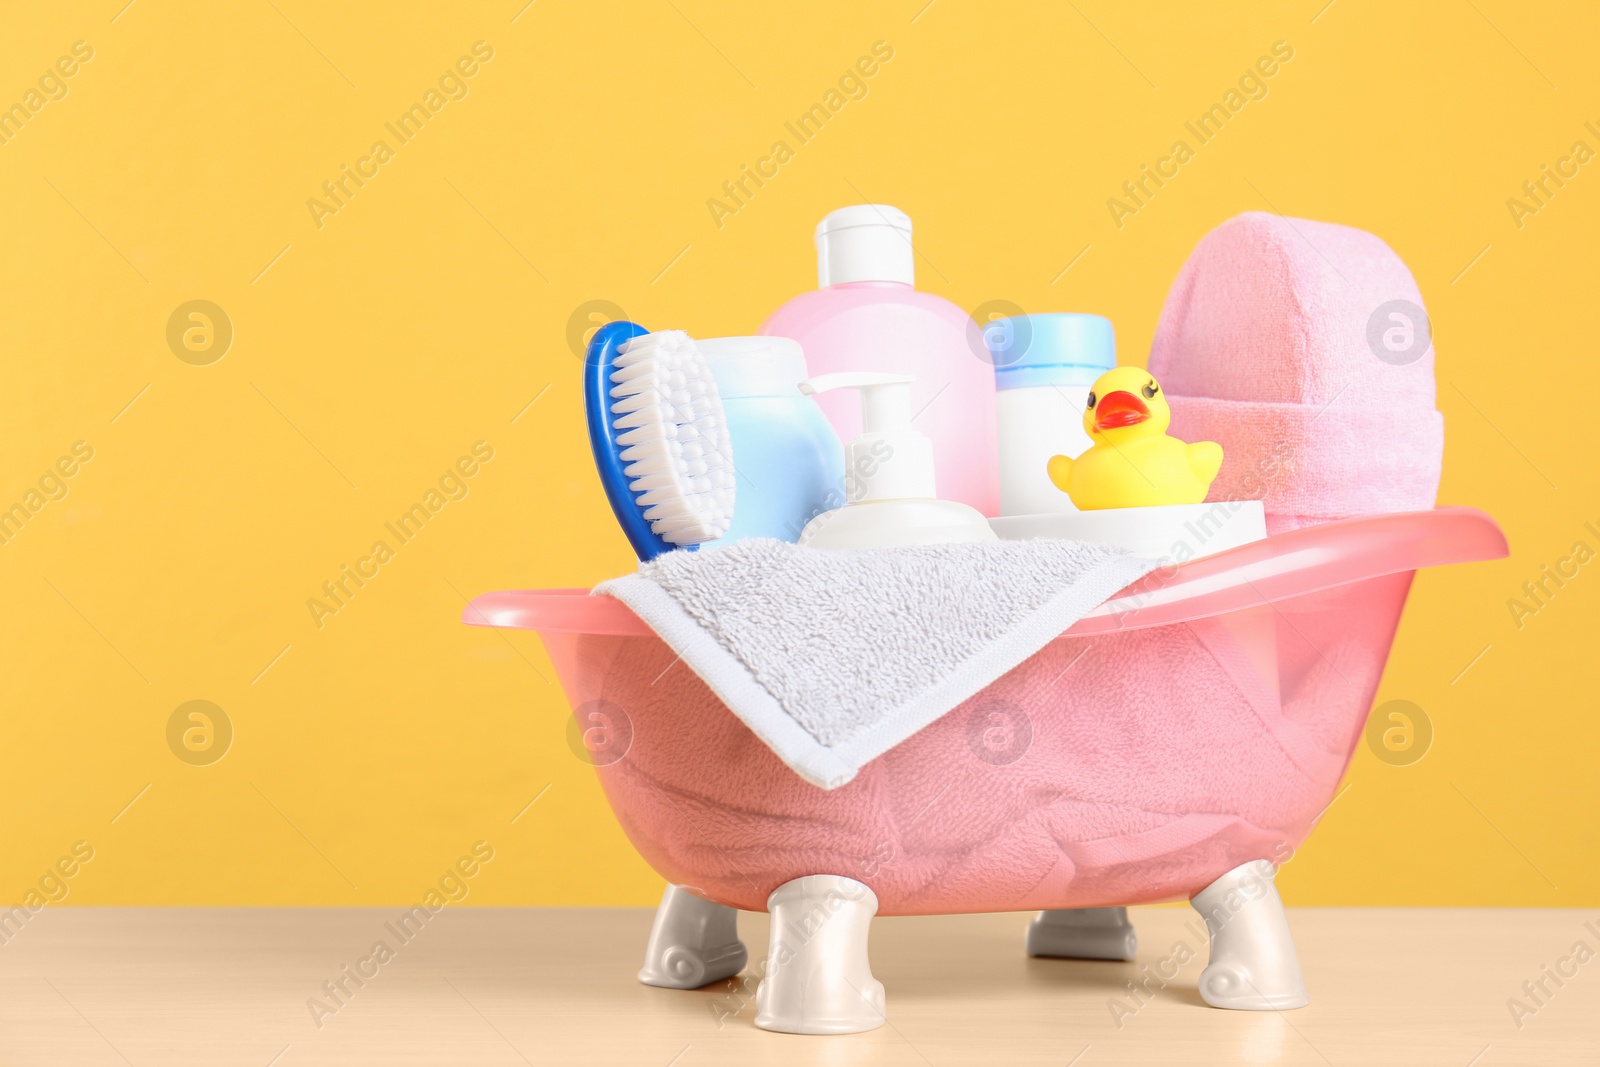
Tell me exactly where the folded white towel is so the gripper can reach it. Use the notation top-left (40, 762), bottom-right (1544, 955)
top-left (596, 537), bottom-right (1156, 789)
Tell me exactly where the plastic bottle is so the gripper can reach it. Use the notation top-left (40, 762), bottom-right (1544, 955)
top-left (761, 205), bottom-right (999, 516)
top-left (985, 313), bottom-right (1116, 516)
top-left (796, 372), bottom-right (997, 549)
top-left (697, 336), bottom-right (845, 547)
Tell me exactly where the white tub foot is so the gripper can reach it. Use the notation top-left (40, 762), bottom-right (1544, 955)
top-left (1190, 860), bottom-right (1309, 1010)
top-left (754, 875), bottom-right (885, 1035)
top-left (1025, 907), bottom-right (1138, 961)
top-left (637, 885), bottom-right (748, 989)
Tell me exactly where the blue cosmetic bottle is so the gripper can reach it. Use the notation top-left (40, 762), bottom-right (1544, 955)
top-left (696, 336), bottom-right (844, 546)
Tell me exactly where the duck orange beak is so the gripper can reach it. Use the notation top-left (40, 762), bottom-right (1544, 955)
top-left (1093, 390), bottom-right (1149, 431)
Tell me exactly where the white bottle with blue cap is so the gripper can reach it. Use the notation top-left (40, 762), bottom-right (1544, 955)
top-left (985, 313), bottom-right (1117, 516)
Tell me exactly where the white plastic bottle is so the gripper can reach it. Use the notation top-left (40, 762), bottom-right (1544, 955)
top-left (985, 313), bottom-right (1116, 516)
top-left (796, 373), bottom-right (996, 549)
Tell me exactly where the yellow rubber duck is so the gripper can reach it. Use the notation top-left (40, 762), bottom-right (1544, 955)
top-left (1046, 367), bottom-right (1223, 510)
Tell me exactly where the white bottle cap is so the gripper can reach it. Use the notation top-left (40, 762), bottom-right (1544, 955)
top-left (814, 205), bottom-right (914, 288)
top-left (799, 372), bottom-right (934, 501)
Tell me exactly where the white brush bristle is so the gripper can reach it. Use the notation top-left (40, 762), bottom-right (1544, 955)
top-left (610, 330), bottom-right (736, 546)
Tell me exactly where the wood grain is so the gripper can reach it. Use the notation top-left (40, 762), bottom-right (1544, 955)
top-left (1, 906), bottom-right (1594, 1065)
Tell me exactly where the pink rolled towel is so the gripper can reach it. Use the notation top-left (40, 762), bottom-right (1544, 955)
top-left (1149, 212), bottom-right (1444, 533)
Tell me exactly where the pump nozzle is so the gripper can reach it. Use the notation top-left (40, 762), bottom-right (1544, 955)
top-left (799, 372), bottom-right (915, 434)
top-left (798, 371), bottom-right (934, 502)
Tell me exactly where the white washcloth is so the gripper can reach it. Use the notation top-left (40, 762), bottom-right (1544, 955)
top-left (596, 538), bottom-right (1157, 789)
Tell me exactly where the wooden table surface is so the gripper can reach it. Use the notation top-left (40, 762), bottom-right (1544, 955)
top-left (1, 906), bottom-right (1594, 1065)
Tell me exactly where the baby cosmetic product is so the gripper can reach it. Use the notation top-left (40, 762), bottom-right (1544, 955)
top-left (584, 321), bottom-right (736, 560)
top-left (696, 336), bottom-right (845, 547)
top-left (985, 312), bottom-right (1116, 516)
top-left (761, 205), bottom-right (999, 516)
top-left (796, 372), bottom-right (996, 549)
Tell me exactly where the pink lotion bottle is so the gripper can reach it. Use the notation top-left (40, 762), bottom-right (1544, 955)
top-left (760, 205), bottom-right (999, 516)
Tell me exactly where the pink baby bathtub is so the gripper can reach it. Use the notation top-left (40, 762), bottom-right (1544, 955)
top-left (465, 507), bottom-right (1505, 1030)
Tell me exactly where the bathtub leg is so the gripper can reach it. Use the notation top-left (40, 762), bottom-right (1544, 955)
top-left (1190, 860), bottom-right (1309, 1010)
top-left (754, 875), bottom-right (885, 1035)
top-left (637, 885), bottom-right (748, 990)
top-left (1025, 907), bottom-right (1138, 961)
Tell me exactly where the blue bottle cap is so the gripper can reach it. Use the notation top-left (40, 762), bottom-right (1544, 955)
top-left (986, 313), bottom-right (1116, 389)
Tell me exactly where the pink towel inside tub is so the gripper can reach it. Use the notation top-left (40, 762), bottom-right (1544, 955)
top-left (1148, 211), bottom-right (1444, 534)
top-left (593, 596), bottom-right (1384, 914)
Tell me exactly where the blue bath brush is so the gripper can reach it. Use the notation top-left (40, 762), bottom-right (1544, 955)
top-left (584, 320), bottom-right (737, 560)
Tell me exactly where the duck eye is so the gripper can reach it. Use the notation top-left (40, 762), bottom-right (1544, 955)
top-left (1142, 381), bottom-right (1159, 399)
top-left (1086, 391), bottom-right (1097, 408)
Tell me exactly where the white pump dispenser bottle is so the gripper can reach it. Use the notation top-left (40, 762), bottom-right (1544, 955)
top-left (796, 372), bottom-right (997, 549)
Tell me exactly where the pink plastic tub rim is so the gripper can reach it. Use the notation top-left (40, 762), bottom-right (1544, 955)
top-left (462, 507), bottom-right (1507, 636)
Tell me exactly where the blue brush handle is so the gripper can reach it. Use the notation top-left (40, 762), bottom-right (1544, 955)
top-left (584, 320), bottom-right (695, 561)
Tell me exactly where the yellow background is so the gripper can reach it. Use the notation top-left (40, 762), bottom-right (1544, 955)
top-left (3, 0), bottom-right (1595, 908)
